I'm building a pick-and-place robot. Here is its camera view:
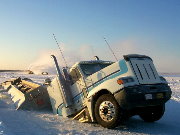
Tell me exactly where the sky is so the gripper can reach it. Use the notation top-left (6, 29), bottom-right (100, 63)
top-left (0, 0), bottom-right (179, 73)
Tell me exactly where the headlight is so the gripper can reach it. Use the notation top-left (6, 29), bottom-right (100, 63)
top-left (117, 77), bottom-right (134, 85)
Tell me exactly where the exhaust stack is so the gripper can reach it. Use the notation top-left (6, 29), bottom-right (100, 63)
top-left (51, 55), bottom-right (73, 107)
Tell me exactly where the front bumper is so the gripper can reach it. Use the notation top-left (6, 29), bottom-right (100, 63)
top-left (114, 83), bottom-right (172, 110)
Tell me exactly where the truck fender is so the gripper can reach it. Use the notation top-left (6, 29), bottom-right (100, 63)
top-left (86, 89), bottom-right (112, 122)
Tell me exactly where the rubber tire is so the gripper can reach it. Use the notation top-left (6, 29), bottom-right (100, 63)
top-left (94, 94), bottom-right (122, 129)
top-left (139, 104), bottom-right (165, 122)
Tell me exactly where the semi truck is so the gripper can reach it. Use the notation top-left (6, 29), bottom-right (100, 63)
top-left (46, 54), bottom-right (171, 128)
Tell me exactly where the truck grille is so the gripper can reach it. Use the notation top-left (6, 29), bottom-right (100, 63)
top-left (130, 59), bottom-right (161, 84)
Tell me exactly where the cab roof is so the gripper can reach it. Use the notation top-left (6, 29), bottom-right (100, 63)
top-left (123, 54), bottom-right (152, 61)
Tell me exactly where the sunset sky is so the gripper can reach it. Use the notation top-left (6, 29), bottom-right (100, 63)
top-left (0, 0), bottom-right (179, 73)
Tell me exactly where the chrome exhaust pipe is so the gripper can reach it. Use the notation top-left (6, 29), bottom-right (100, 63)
top-left (51, 55), bottom-right (72, 107)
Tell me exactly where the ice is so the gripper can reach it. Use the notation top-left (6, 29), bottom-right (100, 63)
top-left (0, 72), bottom-right (55, 84)
top-left (164, 75), bottom-right (180, 102)
top-left (0, 72), bottom-right (180, 135)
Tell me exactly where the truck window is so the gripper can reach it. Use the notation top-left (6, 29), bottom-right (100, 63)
top-left (69, 68), bottom-right (82, 84)
top-left (80, 63), bottom-right (112, 76)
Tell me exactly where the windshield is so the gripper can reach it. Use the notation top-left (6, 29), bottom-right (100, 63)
top-left (80, 63), bottom-right (112, 76)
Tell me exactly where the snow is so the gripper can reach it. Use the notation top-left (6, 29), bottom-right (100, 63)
top-left (0, 72), bottom-right (180, 135)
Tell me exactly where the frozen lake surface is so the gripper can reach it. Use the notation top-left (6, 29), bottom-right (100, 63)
top-left (0, 72), bottom-right (180, 135)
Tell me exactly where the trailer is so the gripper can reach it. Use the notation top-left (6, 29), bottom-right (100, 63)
top-left (2, 77), bottom-right (51, 110)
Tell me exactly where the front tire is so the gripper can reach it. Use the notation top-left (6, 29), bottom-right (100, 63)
top-left (139, 104), bottom-right (165, 122)
top-left (94, 94), bottom-right (122, 128)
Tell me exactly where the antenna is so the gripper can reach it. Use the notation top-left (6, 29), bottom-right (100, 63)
top-left (103, 37), bottom-right (118, 61)
top-left (53, 33), bottom-right (68, 68)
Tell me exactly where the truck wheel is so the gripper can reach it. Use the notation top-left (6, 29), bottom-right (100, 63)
top-left (139, 104), bottom-right (165, 122)
top-left (95, 94), bottom-right (122, 128)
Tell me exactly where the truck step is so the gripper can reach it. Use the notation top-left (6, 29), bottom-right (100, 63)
top-left (72, 108), bottom-right (91, 123)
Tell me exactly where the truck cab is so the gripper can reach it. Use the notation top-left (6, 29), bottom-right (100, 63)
top-left (47, 54), bottom-right (171, 128)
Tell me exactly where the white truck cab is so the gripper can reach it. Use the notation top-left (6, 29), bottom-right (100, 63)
top-left (47, 54), bottom-right (171, 128)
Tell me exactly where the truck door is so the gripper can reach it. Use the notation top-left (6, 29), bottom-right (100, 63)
top-left (70, 68), bottom-right (88, 102)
